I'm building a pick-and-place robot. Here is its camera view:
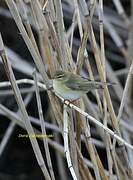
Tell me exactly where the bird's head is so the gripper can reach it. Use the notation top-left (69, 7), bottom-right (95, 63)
top-left (53, 70), bottom-right (68, 82)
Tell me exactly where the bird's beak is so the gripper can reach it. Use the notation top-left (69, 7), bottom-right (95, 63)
top-left (47, 79), bottom-right (53, 90)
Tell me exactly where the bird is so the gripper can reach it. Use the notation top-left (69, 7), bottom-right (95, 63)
top-left (52, 70), bottom-right (115, 101)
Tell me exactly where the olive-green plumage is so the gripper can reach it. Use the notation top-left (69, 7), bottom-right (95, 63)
top-left (53, 70), bottom-right (113, 100)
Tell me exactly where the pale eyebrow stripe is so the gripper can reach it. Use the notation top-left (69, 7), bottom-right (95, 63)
top-left (56, 74), bottom-right (64, 78)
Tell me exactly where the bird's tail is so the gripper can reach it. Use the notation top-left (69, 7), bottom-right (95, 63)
top-left (90, 81), bottom-right (116, 90)
top-left (100, 81), bottom-right (116, 86)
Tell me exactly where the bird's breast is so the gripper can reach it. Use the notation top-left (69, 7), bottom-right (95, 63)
top-left (53, 80), bottom-right (83, 100)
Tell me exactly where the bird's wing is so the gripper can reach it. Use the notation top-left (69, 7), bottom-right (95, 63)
top-left (65, 73), bottom-right (114, 91)
top-left (66, 73), bottom-right (111, 91)
top-left (65, 74), bottom-right (91, 91)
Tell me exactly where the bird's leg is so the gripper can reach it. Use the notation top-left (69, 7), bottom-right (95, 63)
top-left (63, 99), bottom-right (78, 106)
top-left (63, 99), bottom-right (71, 107)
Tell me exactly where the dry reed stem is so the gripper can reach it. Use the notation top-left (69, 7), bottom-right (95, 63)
top-left (0, 33), bottom-right (51, 180)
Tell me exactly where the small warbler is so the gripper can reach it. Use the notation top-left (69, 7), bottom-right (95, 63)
top-left (53, 70), bottom-right (114, 100)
